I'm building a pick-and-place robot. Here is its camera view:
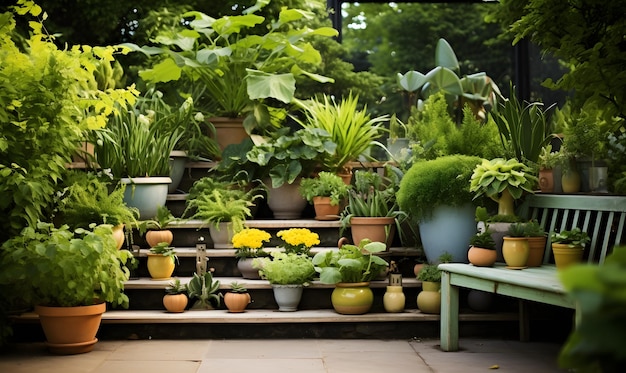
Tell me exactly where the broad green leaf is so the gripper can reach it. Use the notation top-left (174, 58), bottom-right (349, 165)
top-left (435, 38), bottom-right (460, 74)
top-left (139, 59), bottom-right (181, 83)
top-left (397, 71), bottom-right (426, 92)
top-left (246, 69), bottom-right (295, 103)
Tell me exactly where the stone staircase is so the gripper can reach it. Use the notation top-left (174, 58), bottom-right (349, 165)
top-left (11, 161), bottom-right (533, 342)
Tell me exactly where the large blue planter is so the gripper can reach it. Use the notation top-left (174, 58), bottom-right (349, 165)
top-left (121, 177), bottom-right (171, 220)
top-left (418, 203), bottom-right (476, 263)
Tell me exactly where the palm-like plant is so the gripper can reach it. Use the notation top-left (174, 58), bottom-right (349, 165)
top-left (292, 93), bottom-right (388, 173)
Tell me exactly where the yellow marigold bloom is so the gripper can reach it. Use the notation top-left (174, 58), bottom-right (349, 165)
top-left (277, 228), bottom-right (320, 255)
top-left (232, 228), bottom-right (271, 258)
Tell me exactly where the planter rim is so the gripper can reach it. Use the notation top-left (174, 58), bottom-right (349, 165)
top-left (336, 282), bottom-right (370, 288)
top-left (350, 216), bottom-right (395, 225)
top-left (170, 150), bottom-right (188, 157)
top-left (120, 177), bottom-right (172, 184)
top-left (35, 303), bottom-right (106, 316)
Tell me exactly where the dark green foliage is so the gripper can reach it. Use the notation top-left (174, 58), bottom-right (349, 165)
top-left (398, 155), bottom-right (482, 222)
top-left (165, 278), bottom-right (188, 295)
top-left (551, 228), bottom-right (591, 247)
top-left (558, 247), bottom-right (626, 371)
top-left (507, 222), bottom-right (526, 237)
top-left (469, 231), bottom-right (496, 250)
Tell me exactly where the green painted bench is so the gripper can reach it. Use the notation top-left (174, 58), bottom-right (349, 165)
top-left (439, 194), bottom-right (626, 352)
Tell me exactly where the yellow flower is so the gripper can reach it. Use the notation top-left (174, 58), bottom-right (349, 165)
top-left (277, 228), bottom-right (320, 255)
top-left (232, 228), bottom-right (271, 258)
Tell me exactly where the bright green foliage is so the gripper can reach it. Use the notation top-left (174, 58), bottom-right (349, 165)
top-left (558, 247), bottom-right (626, 371)
top-left (417, 264), bottom-right (442, 282)
top-left (187, 272), bottom-right (221, 309)
top-left (551, 228), bottom-right (591, 248)
top-left (184, 178), bottom-right (260, 233)
top-left (246, 127), bottom-right (337, 188)
top-left (469, 158), bottom-right (538, 201)
top-left (299, 172), bottom-right (351, 206)
top-left (55, 170), bottom-right (139, 230)
top-left (398, 155), bottom-right (481, 222)
top-left (291, 93), bottom-right (388, 172)
top-left (165, 278), bottom-right (188, 295)
top-left (312, 240), bottom-right (388, 284)
top-left (0, 222), bottom-right (132, 308)
top-left (0, 2), bottom-right (137, 240)
top-left (229, 282), bottom-right (248, 294)
top-left (149, 242), bottom-right (178, 264)
top-left (254, 252), bottom-right (316, 285)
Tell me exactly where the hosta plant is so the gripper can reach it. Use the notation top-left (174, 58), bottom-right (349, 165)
top-left (312, 240), bottom-right (389, 284)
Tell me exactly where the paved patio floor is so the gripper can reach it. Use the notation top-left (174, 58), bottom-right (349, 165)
top-left (0, 338), bottom-right (566, 373)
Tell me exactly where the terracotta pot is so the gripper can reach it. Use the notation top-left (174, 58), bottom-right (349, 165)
top-left (349, 216), bottom-right (396, 249)
top-left (502, 236), bottom-right (530, 268)
top-left (147, 253), bottom-right (175, 280)
top-left (417, 281), bottom-right (441, 314)
top-left (163, 294), bottom-right (188, 313)
top-left (331, 282), bottom-right (373, 315)
top-left (224, 292), bottom-right (251, 313)
top-left (538, 168), bottom-right (554, 193)
top-left (526, 236), bottom-right (547, 267)
top-left (312, 196), bottom-right (340, 220)
top-left (146, 229), bottom-right (173, 247)
top-left (552, 243), bottom-right (584, 269)
top-left (35, 303), bottom-right (106, 355)
top-left (210, 117), bottom-right (249, 153)
top-left (467, 246), bottom-right (497, 267)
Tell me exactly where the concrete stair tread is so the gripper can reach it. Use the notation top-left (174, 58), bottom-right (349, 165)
top-left (124, 277), bottom-right (422, 290)
top-left (13, 309), bottom-right (518, 324)
top-left (135, 246), bottom-right (423, 257)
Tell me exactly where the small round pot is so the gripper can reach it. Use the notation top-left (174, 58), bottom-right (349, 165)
top-left (502, 236), bottom-right (530, 268)
top-left (147, 253), bottom-right (175, 280)
top-left (146, 229), bottom-right (174, 247)
top-left (237, 258), bottom-right (262, 280)
top-left (468, 246), bottom-right (497, 267)
top-left (417, 281), bottom-right (441, 314)
top-left (272, 284), bottom-right (304, 312)
top-left (383, 285), bottom-right (405, 313)
top-left (224, 292), bottom-right (251, 313)
top-left (552, 243), bottom-right (584, 269)
top-left (163, 294), bottom-right (188, 313)
top-left (111, 225), bottom-right (125, 250)
top-left (331, 282), bottom-right (373, 315)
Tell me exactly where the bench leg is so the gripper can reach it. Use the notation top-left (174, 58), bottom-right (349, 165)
top-left (440, 271), bottom-right (459, 352)
top-left (519, 299), bottom-right (530, 342)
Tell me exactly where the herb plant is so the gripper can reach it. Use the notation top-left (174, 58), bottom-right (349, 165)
top-left (254, 252), bottom-right (316, 285)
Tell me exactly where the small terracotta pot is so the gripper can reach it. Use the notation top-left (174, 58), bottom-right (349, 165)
top-left (146, 229), bottom-right (173, 247)
top-left (224, 292), bottom-right (251, 313)
top-left (312, 196), bottom-right (341, 220)
top-left (468, 246), bottom-right (497, 267)
top-left (163, 294), bottom-right (188, 313)
top-left (526, 236), bottom-right (547, 267)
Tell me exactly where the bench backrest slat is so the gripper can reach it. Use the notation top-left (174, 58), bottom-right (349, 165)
top-left (521, 194), bottom-right (626, 265)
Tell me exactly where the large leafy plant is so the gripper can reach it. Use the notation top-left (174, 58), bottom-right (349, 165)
top-left (254, 252), bottom-right (316, 285)
top-left (0, 222), bottom-right (132, 308)
top-left (0, 2), bottom-right (137, 241)
top-left (123, 1), bottom-right (337, 133)
top-left (312, 240), bottom-right (389, 284)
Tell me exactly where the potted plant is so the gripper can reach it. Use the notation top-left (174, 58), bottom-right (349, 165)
top-left (147, 242), bottom-right (178, 280)
top-left (469, 157), bottom-right (538, 217)
top-left (550, 228), bottom-right (591, 269)
top-left (232, 228), bottom-right (272, 279)
top-left (0, 223), bottom-right (132, 354)
top-left (386, 114), bottom-right (411, 162)
top-left (55, 170), bottom-right (139, 250)
top-left (143, 205), bottom-right (176, 248)
top-left (340, 168), bottom-right (407, 250)
top-left (183, 178), bottom-right (262, 248)
top-left (537, 144), bottom-right (562, 193)
top-left (312, 240), bottom-right (389, 315)
top-left (163, 278), bottom-right (188, 313)
top-left (398, 155), bottom-right (482, 262)
top-left (502, 222), bottom-right (531, 268)
top-left (223, 282), bottom-right (251, 313)
top-left (124, 3), bottom-right (338, 145)
top-left (187, 271), bottom-right (221, 310)
top-left (291, 93), bottom-right (388, 175)
top-left (246, 127), bottom-right (337, 219)
top-left (523, 220), bottom-right (547, 267)
top-left (254, 252), bottom-right (316, 312)
top-left (277, 228), bottom-right (320, 256)
top-left (89, 91), bottom-right (183, 219)
top-left (299, 172), bottom-right (351, 221)
top-left (468, 230), bottom-right (497, 267)
top-left (416, 253), bottom-right (452, 314)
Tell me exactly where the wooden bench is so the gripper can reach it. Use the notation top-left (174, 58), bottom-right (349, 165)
top-left (439, 194), bottom-right (626, 352)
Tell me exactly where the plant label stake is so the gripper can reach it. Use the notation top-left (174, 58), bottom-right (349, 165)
top-left (196, 236), bottom-right (207, 275)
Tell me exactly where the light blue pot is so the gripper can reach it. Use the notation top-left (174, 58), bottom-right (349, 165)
top-left (121, 177), bottom-right (171, 220)
top-left (418, 203), bottom-right (476, 263)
